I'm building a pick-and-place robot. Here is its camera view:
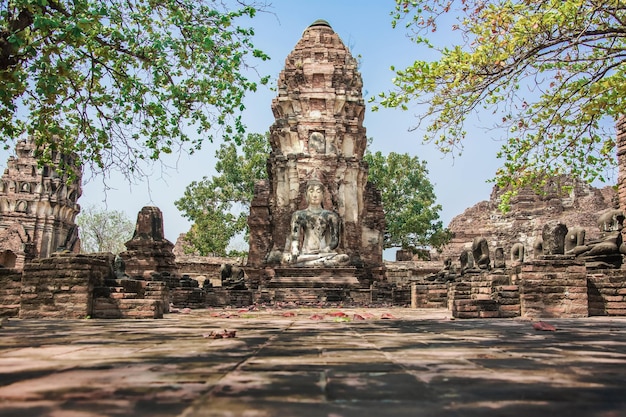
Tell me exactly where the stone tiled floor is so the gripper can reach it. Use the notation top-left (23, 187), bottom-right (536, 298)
top-left (1, 308), bottom-right (625, 416)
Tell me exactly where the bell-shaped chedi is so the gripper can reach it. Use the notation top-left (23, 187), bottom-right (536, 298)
top-left (247, 20), bottom-right (385, 284)
top-left (0, 138), bottom-right (82, 270)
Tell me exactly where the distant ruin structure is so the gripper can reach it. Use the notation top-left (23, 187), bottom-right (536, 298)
top-left (1, 23), bottom-right (625, 321)
top-left (120, 206), bottom-right (178, 279)
top-left (440, 177), bottom-right (617, 262)
top-left (247, 20), bottom-right (385, 288)
top-left (0, 138), bottom-right (81, 270)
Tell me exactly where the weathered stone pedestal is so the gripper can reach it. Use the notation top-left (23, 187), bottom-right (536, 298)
top-left (582, 254), bottom-right (623, 270)
top-left (410, 282), bottom-right (448, 308)
top-left (587, 269), bottom-right (626, 316)
top-left (92, 276), bottom-right (167, 319)
top-left (263, 267), bottom-right (361, 304)
top-left (448, 272), bottom-right (518, 319)
top-left (268, 267), bottom-right (360, 288)
top-left (520, 256), bottom-right (588, 318)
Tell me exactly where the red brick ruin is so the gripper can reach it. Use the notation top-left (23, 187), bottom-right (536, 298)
top-left (0, 138), bottom-right (81, 270)
top-left (1, 21), bottom-right (625, 319)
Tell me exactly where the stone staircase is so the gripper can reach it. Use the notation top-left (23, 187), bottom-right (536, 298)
top-left (92, 278), bottom-right (166, 319)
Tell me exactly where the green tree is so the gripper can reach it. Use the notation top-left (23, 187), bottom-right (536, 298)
top-left (364, 150), bottom-right (451, 253)
top-left (174, 132), bottom-right (269, 256)
top-left (76, 204), bottom-right (134, 253)
top-left (376, 0), bottom-right (624, 205)
top-left (0, 0), bottom-right (269, 178)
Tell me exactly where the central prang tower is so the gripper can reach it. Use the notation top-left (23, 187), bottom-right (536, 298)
top-left (247, 20), bottom-right (385, 288)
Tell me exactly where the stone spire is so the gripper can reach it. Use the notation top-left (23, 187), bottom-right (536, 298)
top-left (0, 137), bottom-right (82, 270)
top-left (269, 19), bottom-right (367, 160)
top-left (247, 20), bottom-right (385, 284)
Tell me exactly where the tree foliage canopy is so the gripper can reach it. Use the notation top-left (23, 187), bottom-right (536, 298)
top-left (0, 0), bottom-right (269, 178)
top-left (174, 132), bottom-right (269, 256)
top-left (364, 150), bottom-right (451, 251)
top-left (76, 204), bottom-right (134, 253)
top-left (376, 0), bottom-right (625, 205)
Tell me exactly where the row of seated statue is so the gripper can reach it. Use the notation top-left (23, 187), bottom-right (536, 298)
top-left (429, 208), bottom-right (626, 281)
top-left (565, 209), bottom-right (625, 257)
top-left (533, 209), bottom-right (626, 269)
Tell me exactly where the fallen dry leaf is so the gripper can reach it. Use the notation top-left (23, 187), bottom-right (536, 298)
top-left (328, 311), bottom-right (348, 317)
top-left (203, 329), bottom-right (237, 339)
top-left (380, 313), bottom-right (397, 320)
top-left (309, 314), bottom-right (325, 320)
top-left (352, 314), bottom-right (365, 321)
top-left (282, 312), bottom-right (296, 317)
top-left (532, 321), bottom-right (557, 331)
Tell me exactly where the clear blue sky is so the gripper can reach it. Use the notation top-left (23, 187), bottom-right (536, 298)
top-left (0, 0), bottom-right (508, 251)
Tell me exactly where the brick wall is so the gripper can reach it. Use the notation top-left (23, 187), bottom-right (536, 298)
top-left (587, 270), bottom-right (626, 316)
top-left (20, 254), bottom-right (110, 319)
top-left (0, 268), bottom-right (22, 317)
top-left (411, 283), bottom-right (448, 308)
top-left (448, 272), bottom-right (517, 318)
top-left (519, 258), bottom-right (588, 318)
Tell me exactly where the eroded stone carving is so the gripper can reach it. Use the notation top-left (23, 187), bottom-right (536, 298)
top-left (113, 254), bottom-right (128, 279)
top-left (426, 257), bottom-right (457, 282)
top-left (565, 226), bottom-right (586, 255)
top-left (494, 247), bottom-right (506, 269)
top-left (220, 263), bottom-right (246, 290)
top-left (0, 137), bottom-right (82, 270)
top-left (533, 237), bottom-right (544, 258)
top-left (459, 250), bottom-right (474, 273)
top-left (511, 242), bottom-right (525, 263)
top-left (542, 221), bottom-right (568, 255)
top-left (471, 237), bottom-right (491, 270)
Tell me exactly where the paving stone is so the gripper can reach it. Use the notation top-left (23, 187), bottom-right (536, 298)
top-left (0, 308), bottom-right (625, 416)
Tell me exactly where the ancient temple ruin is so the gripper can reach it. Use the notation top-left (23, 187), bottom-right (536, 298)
top-left (247, 20), bottom-right (385, 292)
top-left (1, 21), bottom-right (626, 320)
top-left (0, 138), bottom-right (81, 270)
top-left (120, 206), bottom-right (178, 279)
